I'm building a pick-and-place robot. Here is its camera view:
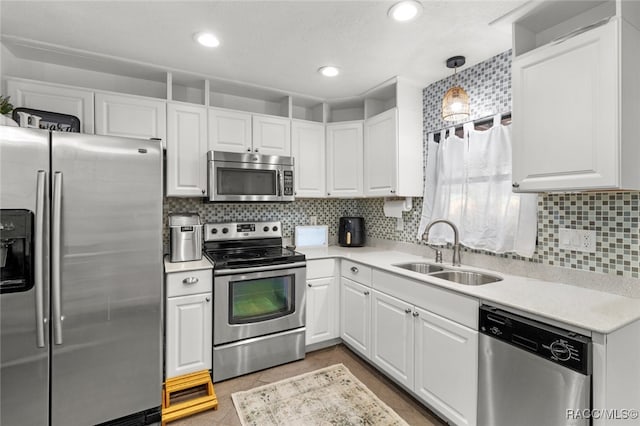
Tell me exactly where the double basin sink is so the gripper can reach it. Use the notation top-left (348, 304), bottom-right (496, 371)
top-left (393, 262), bottom-right (502, 286)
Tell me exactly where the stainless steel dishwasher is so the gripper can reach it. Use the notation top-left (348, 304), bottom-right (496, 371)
top-left (478, 305), bottom-right (592, 426)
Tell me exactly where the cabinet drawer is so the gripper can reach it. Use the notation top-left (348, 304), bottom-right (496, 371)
top-left (341, 260), bottom-right (372, 286)
top-left (166, 269), bottom-right (212, 297)
top-left (307, 259), bottom-right (335, 279)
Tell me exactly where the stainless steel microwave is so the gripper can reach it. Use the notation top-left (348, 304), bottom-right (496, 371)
top-left (207, 150), bottom-right (295, 202)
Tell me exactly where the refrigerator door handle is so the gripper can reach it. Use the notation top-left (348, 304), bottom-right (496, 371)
top-left (52, 171), bottom-right (63, 345)
top-left (35, 170), bottom-right (47, 348)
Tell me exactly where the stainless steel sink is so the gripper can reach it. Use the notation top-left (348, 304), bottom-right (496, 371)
top-left (393, 262), bottom-right (447, 274)
top-left (428, 270), bottom-right (502, 285)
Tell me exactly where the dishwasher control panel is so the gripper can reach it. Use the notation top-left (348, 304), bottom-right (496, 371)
top-left (479, 305), bottom-right (591, 375)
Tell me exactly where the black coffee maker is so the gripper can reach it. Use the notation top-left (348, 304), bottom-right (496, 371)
top-left (338, 216), bottom-right (365, 247)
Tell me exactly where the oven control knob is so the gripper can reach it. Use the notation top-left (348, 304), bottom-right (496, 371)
top-left (550, 340), bottom-right (572, 361)
top-left (263, 226), bottom-right (269, 232)
top-left (211, 228), bottom-right (218, 234)
top-left (222, 227), bottom-right (229, 234)
top-left (272, 226), bottom-right (278, 232)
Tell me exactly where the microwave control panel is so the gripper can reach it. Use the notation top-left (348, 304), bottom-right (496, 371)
top-left (283, 170), bottom-right (293, 196)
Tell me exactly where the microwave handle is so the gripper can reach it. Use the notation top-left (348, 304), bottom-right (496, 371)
top-left (277, 169), bottom-right (283, 197)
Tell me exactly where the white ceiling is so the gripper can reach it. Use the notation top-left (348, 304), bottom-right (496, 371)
top-left (0, 0), bottom-right (527, 100)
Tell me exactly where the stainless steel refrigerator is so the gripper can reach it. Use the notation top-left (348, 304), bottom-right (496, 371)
top-left (0, 126), bottom-right (163, 425)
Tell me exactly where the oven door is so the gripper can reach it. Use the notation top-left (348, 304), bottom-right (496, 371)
top-left (209, 159), bottom-right (283, 202)
top-left (213, 262), bottom-right (306, 345)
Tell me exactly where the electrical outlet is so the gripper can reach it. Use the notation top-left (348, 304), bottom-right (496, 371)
top-left (558, 228), bottom-right (596, 253)
top-left (579, 229), bottom-right (596, 253)
top-left (309, 216), bottom-right (317, 226)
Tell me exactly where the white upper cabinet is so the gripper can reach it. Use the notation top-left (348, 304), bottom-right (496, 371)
top-left (292, 120), bottom-right (326, 198)
top-left (512, 3), bottom-right (640, 191)
top-left (166, 102), bottom-right (208, 197)
top-left (363, 78), bottom-right (423, 197)
top-left (252, 114), bottom-right (291, 156)
top-left (208, 108), bottom-right (252, 153)
top-left (95, 92), bottom-right (166, 144)
top-left (208, 109), bottom-right (290, 156)
top-left (326, 121), bottom-right (364, 197)
top-left (7, 78), bottom-right (95, 133)
top-left (364, 108), bottom-right (397, 196)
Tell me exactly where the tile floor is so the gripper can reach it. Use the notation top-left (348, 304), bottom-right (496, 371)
top-left (172, 344), bottom-right (446, 425)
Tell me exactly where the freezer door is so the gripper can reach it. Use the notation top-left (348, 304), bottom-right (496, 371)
top-left (0, 127), bottom-right (50, 426)
top-left (50, 133), bottom-right (163, 425)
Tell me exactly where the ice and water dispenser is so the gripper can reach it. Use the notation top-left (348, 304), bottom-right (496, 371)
top-left (0, 210), bottom-right (33, 294)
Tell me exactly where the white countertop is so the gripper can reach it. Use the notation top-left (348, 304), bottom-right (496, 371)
top-left (298, 246), bottom-right (640, 334)
top-left (163, 255), bottom-right (214, 273)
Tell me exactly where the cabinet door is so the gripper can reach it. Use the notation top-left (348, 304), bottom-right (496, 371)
top-left (252, 115), bottom-right (291, 156)
top-left (7, 79), bottom-right (94, 133)
top-left (512, 21), bottom-right (618, 191)
top-left (364, 108), bottom-right (397, 196)
top-left (340, 277), bottom-right (371, 358)
top-left (208, 108), bottom-right (252, 154)
top-left (95, 92), bottom-right (166, 145)
top-left (305, 276), bottom-right (338, 346)
top-left (166, 102), bottom-right (208, 197)
top-left (326, 121), bottom-right (364, 197)
top-left (414, 307), bottom-right (478, 426)
top-left (166, 293), bottom-right (212, 379)
top-left (371, 290), bottom-right (414, 389)
top-left (292, 120), bottom-right (326, 198)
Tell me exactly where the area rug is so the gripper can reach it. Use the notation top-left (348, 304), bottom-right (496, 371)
top-left (231, 363), bottom-right (409, 426)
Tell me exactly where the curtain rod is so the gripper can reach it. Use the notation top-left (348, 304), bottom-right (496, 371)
top-left (431, 111), bottom-right (512, 143)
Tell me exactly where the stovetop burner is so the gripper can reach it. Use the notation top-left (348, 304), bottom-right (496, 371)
top-left (203, 221), bottom-right (305, 270)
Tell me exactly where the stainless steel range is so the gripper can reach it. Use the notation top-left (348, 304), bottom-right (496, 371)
top-left (204, 221), bottom-right (306, 382)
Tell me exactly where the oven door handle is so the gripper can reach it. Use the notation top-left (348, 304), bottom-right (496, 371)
top-left (214, 261), bottom-right (307, 276)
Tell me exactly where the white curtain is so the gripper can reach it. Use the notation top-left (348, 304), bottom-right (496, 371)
top-left (417, 115), bottom-right (538, 257)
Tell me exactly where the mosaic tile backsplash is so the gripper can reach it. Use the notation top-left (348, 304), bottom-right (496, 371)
top-left (164, 198), bottom-right (358, 247)
top-left (165, 50), bottom-right (640, 280)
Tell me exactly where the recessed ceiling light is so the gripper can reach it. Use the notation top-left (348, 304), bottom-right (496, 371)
top-left (388, 0), bottom-right (423, 22)
top-left (318, 66), bottom-right (340, 77)
top-left (194, 32), bottom-right (220, 48)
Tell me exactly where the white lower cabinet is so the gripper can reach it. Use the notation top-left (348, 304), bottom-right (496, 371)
top-left (414, 307), bottom-right (478, 426)
top-left (371, 290), bottom-right (414, 389)
top-left (165, 268), bottom-right (213, 380)
top-left (165, 292), bottom-right (213, 379)
top-left (340, 277), bottom-right (371, 358)
top-left (306, 276), bottom-right (338, 345)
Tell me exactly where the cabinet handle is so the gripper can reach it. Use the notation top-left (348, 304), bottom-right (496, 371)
top-left (182, 277), bottom-right (199, 285)
top-left (364, 291), bottom-right (370, 296)
top-left (205, 297), bottom-right (211, 302)
top-left (512, 182), bottom-right (520, 188)
top-left (405, 308), bottom-right (412, 314)
top-left (327, 192), bottom-right (331, 196)
top-left (350, 266), bottom-right (359, 273)
top-left (308, 283), bottom-right (312, 287)
top-left (412, 311), bottom-right (419, 317)
top-left (201, 189), bottom-right (205, 194)
top-left (247, 148), bottom-right (251, 152)
top-left (254, 148), bottom-right (259, 153)
top-left (390, 190), bottom-right (396, 194)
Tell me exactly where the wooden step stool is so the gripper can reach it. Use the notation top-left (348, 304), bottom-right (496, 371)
top-left (162, 370), bottom-right (218, 426)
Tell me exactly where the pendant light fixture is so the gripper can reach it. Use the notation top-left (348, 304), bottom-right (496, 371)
top-left (442, 56), bottom-right (470, 122)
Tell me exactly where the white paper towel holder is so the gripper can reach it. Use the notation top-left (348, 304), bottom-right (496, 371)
top-left (383, 197), bottom-right (413, 231)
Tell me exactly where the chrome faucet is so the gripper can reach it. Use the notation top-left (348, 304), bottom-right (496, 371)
top-left (422, 219), bottom-right (461, 266)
